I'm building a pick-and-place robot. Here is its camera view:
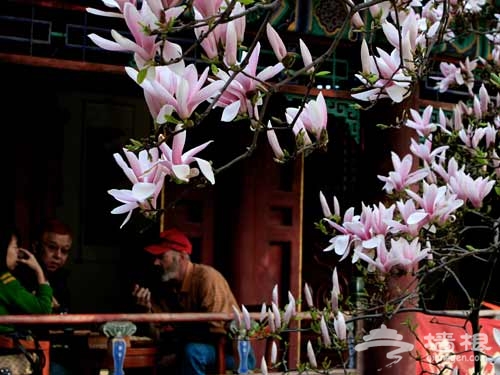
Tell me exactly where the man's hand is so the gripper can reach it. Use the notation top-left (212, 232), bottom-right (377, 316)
top-left (132, 284), bottom-right (152, 311)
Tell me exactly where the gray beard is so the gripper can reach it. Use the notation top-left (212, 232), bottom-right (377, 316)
top-left (161, 271), bottom-right (176, 282)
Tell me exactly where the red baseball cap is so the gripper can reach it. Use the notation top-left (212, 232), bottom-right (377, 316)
top-left (144, 228), bottom-right (192, 255)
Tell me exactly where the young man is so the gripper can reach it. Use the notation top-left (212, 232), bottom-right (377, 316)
top-left (132, 228), bottom-right (255, 375)
top-left (17, 219), bottom-right (74, 375)
top-left (32, 219), bottom-right (73, 314)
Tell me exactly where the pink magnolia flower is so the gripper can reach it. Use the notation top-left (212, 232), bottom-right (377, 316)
top-left (352, 40), bottom-right (413, 103)
top-left (331, 267), bottom-right (340, 312)
top-left (299, 39), bottom-right (314, 73)
top-left (405, 105), bottom-right (438, 137)
top-left (212, 42), bottom-right (284, 122)
top-left (432, 156), bottom-right (461, 183)
top-left (266, 121), bottom-right (285, 162)
top-left (307, 341), bottom-right (317, 368)
top-left (272, 284), bottom-right (278, 306)
top-left (108, 182), bottom-right (158, 228)
top-left (282, 291), bottom-right (296, 326)
top-left (297, 92), bottom-right (328, 140)
top-left (319, 191), bottom-right (340, 218)
top-left (386, 199), bottom-right (428, 237)
top-left (88, 2), bottom-right (159, 68)
top-left (157, 125), bottom-right (215, 184)
top-left (355, 237), bottom-right (428, 273)
top-left (410, 137), bottom-right (449, 167)
top-left (271, 302), bottom-right (281, 330)
top-left (110, 148), bottom-right (166, 228)
top-left (430, 61), bottom-right (463, 93)
top-left (406, 181), bottom-right (464, 225)
top-left (448, 171), bottom-right (495, 208)
top-left (304, 283), bottom-right (314, 308)
top-left (334, 311), bottom-right (347, 340)
top-left (266, 23), bottom-right (287, 62)
top-left (323, 206), bottom-right (356, 259)
top-left (194, 2), bottom-right (245, 61)
top-left (127, 64), bottom-right (224, 122)
top-left (113, 147), bottom-right (165, 184)
top-left (377, 152), bottom-right (428, 194)
top-left (319, 315), bottom-right (332, 346)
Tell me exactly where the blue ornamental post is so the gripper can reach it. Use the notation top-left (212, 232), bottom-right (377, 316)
top-left (237, 339), bottom-right (250, 374)
top-left (102, 321), bottom-right (137, 375)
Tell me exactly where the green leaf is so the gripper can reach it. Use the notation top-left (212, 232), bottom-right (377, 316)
top-left (315, 70), bottom-right (331, 77)
top-left (137, 68), bottom-right (148, 84)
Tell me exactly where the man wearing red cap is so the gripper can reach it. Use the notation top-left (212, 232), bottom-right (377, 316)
top-left (132, 228), bottom-right (255, 374)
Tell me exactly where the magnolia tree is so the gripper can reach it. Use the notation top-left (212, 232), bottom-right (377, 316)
top-left (86, 0), bottom-right (500, 373)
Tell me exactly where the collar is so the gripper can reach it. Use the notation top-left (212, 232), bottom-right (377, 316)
top-left (180, 261), bottom-right (194, 293)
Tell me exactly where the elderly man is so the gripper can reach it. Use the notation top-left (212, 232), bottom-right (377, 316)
top-left (132, 228), bottom-right (255, 375)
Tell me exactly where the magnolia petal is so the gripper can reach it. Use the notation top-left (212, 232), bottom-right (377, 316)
top-left (319, 191), bottom-right (332, 217)
top-left (271, 341), bottom-right (277, 364)
top-left (86, 8), bottom-right (124, 18)
top-left (131, 182), bottom-right (157, 200)
top-left (110, 201), bottom-right (138, 214)
top-left (171, 164), bottom-right (191, 182)
top-left (272, 284), bottom-right (278, 305)
top-left (334, 311), bottom-right (347, 340)
top-left (407, 211), bottom-right (428, 225)
top-left (259, 303), bottom-right (267, 322)
top-left (304, 283), bottom-right (314, 308)
top-left (113, 153), bottom-right (139, 184)
top-left (118, 210), bottom-right (134, 229)
top-left (272, 302), bottom-right (281, 330)
top-left (261, 357), bottom-right (268, 375)
top-left (193, 157), bottom-right (215, 185)
top-left (266, 23), bottom-right (287, 61)
top-left (232, 305), bottom-right (242, 328)
top-left (241, 305), bottom-right (251, 330)
top-left (221, 100), bottom-right (241, 122)
top-left (156, 104), bottom-right (175, 124)
top-left (88, 33), bottom-right (127, 51)
top-left (320, 315), bottom-right (332, 346)
top-left (299, 39), bottom-right (313, 72)
top-left (307, 341), bottom-right (317, 368)
top-left (333, 234), bottom-right (350, 256)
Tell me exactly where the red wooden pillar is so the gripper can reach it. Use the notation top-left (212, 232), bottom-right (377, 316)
top-left (231, 144), bottom-right (304, 367)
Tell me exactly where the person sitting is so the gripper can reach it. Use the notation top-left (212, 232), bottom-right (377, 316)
top-left (15, 219), bottom-right (74, 375)
top-left (0, 225), bottom-right (53, 375)
top-left (0, 225), bottom-right (52, 333)
top-left (31, 219), bottom-right (73, 314)
top-left (132, 228), bottom-right (256, 375)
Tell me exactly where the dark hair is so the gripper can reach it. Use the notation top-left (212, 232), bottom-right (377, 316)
top-left (0, 225), bottom-right (20, 272)
top-left (37, 219), bottom-right (72, 239)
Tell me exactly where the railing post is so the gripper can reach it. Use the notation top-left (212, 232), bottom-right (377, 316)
top-left (102, 321), bottom-right (137, 375)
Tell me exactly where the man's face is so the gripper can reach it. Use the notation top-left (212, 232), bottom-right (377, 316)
top-left (39, 232), bottom-right (72, 272)
top-left (154, 251), bottom-right (181, 282)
